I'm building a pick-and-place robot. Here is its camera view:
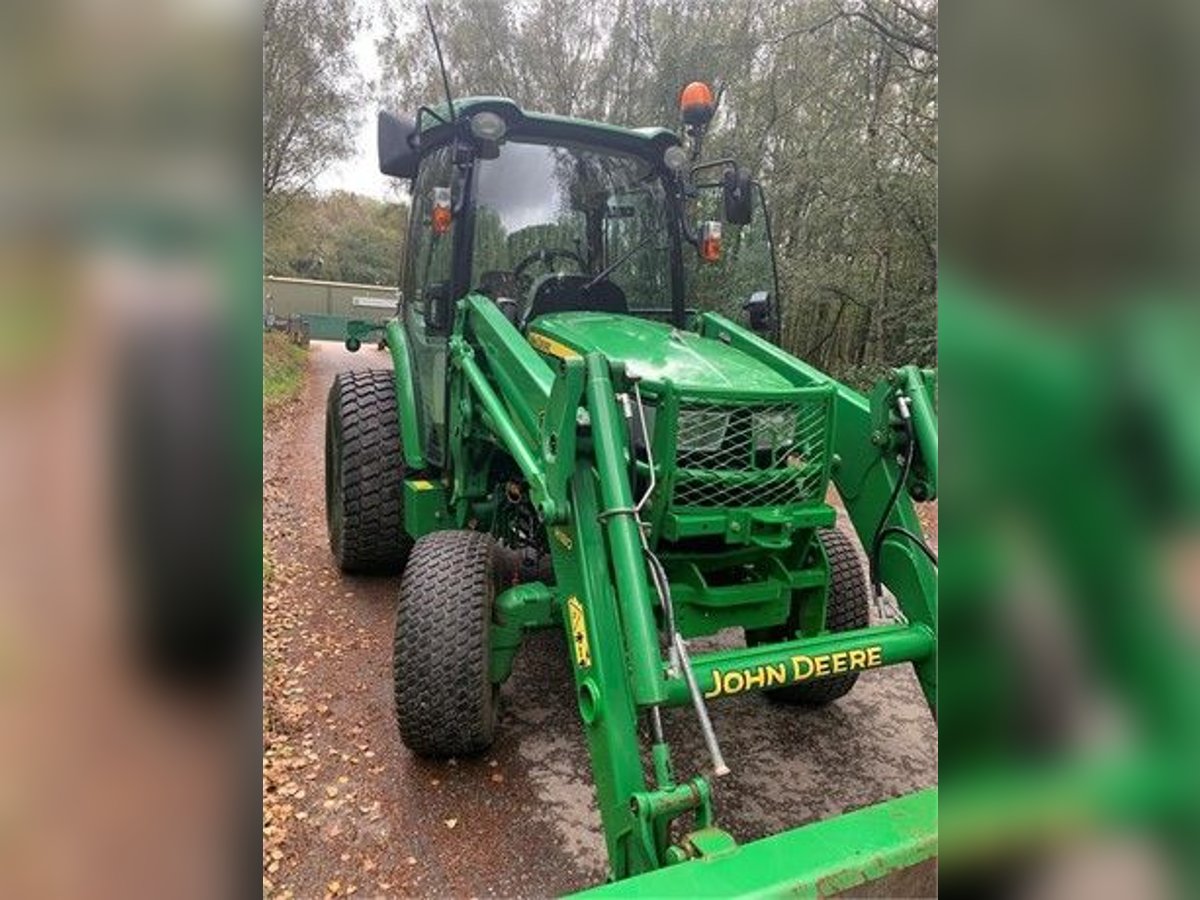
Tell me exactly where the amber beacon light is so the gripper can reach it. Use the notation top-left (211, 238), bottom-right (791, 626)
top-left (679, 81), bottom-right (715, 126)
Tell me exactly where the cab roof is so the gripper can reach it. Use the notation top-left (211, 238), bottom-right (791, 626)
top-left (417, 96), bottom-right (681, 158)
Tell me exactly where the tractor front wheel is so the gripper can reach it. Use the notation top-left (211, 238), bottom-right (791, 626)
top-left (747, 526), bottom-right (870, 706)
top-left (325, 369), bottom-right (410, 573)
top-left (393, 530), bottom-right (498, 757)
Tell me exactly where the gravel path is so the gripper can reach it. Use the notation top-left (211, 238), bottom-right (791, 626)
top-left (263, 341), bottom-right (937, 899)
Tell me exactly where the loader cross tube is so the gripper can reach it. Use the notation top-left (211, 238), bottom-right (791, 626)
top-left (663, 623), bottom-right (934, 704)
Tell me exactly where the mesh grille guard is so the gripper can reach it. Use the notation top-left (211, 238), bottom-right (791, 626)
top-left (668, 389), bottom-right (834, 510)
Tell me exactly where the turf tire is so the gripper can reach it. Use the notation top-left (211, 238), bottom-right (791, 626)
top-left (325, 369), bottom-right (410, 573)
top-left (748, 526), bottom-right (871, 706)
top-left (393, 530), bottom-right (498, 757)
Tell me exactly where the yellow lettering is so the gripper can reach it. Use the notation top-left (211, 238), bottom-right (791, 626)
top-left (704, 675), bottom-right (723, 699)
top-left (814, 655), bottom-right (831, 677)
top-left (792, 655), bottom-right (814, 680)
top-left (848, 649), bottom-right (867, 670)
top-left (724, 671), bottom-right (746, 695)
top-left (744, 667), bottom-right (766, 690)
top-left (831, 651), bottom-right (848, 674)
top-left (766, 663), bottom-right (787, 686)
top-left (867, 646), bottom-right (883, 667)
top-left (529, 332), bottom-right (580, 360)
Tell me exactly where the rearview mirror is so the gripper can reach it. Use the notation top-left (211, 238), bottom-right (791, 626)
top-left (378, 111), bottom-right (419, 178)
top-left (743, 291), bottom-right (773, 334)
top-left (723, 166), bottom-right (753, 225)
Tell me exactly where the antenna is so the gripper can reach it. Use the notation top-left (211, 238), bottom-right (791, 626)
top-left (425, 5), bottom-right (456, 121)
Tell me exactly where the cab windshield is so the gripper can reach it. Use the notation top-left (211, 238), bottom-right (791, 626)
top-left (469, 139), bottom-right (674, 320)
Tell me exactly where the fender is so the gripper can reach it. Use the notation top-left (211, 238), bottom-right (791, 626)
top-left (384, 317), bottom-right (427, 470)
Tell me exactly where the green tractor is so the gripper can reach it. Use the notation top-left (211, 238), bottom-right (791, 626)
top-left (325, 85), bottom-right (938, 894)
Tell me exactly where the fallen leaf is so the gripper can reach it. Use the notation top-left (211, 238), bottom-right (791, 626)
top-left (444, 818), bottom-right (457, 830)
top-left (490, 773), bottom-right (504, 783)
top-left (326, 786), bottom-right (338, 798)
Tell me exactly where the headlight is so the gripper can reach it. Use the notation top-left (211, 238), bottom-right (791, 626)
top-left (632, 403), bottom-right (728, 454)
top-left (751, 408), bottom-right (797, 451)
top-left (677, 408), bottom-right (730, 452)
top-left (469, 111), bottom-right (507, 141)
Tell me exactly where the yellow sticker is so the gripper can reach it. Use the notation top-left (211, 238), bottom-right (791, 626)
top-left (566, 596), bottom-right (591, 669)
top-left (529, 332), bottom-right (580, 360)
top-left (553, 527), bottom-right (573, 551)
top-left (410, 479), bottom-right (435, 491)
top-left (703, 645), bottom-right (884, 698)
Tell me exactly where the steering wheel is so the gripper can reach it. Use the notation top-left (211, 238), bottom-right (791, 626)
top-left (513, 247), bottom-right (587, 286)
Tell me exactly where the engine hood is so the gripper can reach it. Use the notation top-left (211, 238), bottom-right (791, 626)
top-left (528, 312), bottom-right (793, 396)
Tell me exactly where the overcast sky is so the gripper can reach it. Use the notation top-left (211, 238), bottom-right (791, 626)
top-left (313, 13), bottom-right (399, 201)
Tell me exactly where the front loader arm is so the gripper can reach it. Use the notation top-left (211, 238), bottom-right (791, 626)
top-left (447, 294), bottom-right (561, 520)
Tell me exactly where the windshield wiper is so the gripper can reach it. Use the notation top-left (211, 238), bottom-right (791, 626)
top-left (582, 233), bottom-right (656, 292)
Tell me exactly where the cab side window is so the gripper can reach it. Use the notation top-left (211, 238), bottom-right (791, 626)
top-left (405, 145), bottom-right (455, 326)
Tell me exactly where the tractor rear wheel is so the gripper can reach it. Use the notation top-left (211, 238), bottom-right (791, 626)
top-left (393, 530), bottom-right (498, 757)
top-left (748, 526), bottom-right (870, 706)
top-left (325, 369), bottom-right (410, 573)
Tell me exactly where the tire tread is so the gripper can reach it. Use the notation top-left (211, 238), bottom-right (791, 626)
top-left (325, 369), bottom-right (410, 573)
top-left (393, 530), bottom-right (497, 757)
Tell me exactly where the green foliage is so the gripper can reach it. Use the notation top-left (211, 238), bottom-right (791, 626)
top-left (263, 332), bottom-right (308, 412)
top-left (380, 0), bottom-right (937, 381)
top-left (264, 191), bottom-right (409, 285)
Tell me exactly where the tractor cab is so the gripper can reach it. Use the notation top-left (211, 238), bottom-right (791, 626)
top-left (383, 96), bottom-right (778, 339)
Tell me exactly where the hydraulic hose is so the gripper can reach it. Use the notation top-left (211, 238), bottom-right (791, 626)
top-left (869, 395), bottom-right (938, 599)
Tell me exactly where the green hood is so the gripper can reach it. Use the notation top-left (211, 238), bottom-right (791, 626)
top-left (529, 312), bottom-right (793, 397)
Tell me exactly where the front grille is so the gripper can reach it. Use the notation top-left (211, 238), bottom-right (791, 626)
top-left (671, 397), bottom-right (829, 509)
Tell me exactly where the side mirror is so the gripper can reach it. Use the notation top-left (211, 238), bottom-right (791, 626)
top-left (723, 166), bottom-right (753, 225)
top-left (378, 111), bottom-right (419, 178)
top-left (743, 291), bottom-right (773, 334)
top-left (424, 282), bottom-right (452, 332)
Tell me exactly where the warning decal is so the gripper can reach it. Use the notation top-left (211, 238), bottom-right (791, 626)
top-left (566, 596), bottom-right (591, 669)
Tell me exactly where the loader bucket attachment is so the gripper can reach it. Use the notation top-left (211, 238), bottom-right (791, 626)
top-left (572, 787), bottom-right (937, 899)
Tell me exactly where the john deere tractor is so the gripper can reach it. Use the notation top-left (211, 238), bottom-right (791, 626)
top-left (325, 84), bottom-right (938, 894)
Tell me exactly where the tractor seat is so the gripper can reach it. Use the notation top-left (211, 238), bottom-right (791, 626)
top-left (524, 274), bottom-right (628, 326)
top-left (477, 269), bottom-right (520, 300)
